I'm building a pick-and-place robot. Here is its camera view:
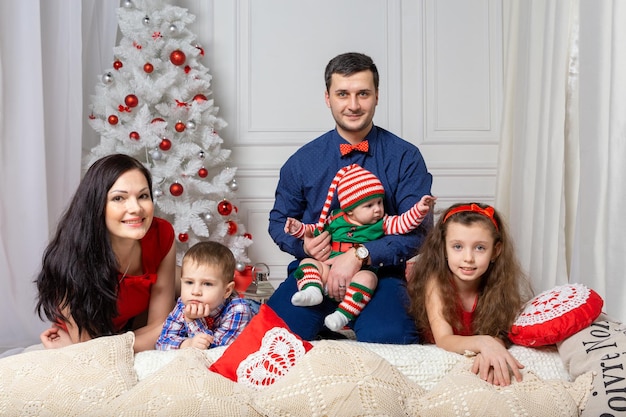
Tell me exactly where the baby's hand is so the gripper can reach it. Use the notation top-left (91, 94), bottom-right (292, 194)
top-left (284, 217), bottom-right (302, 234)
top-left (418, 195), bottom-right (437, 213)
top-left (184, 303), bottom-right (211, 321)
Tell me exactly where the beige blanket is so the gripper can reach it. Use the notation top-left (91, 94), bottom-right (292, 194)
top-left (0, 332), bottom-right (592, 416)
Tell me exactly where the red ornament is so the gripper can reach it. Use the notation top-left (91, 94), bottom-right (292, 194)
top-left (170, 50), bottom-right (186, 66)
top-left (193, 94), bottom-right (207, 102)
top-left (124, 94), bottom-right (139, 108)
top-left (159, 138), bottom-right (172, 151)
top-left (88, 113), bottom-right (96, 120)
top-left (198, 167), bottom-right (208, 178)
top-left (129, 131), bottom-right (140, 140)
top-left (217, 200), bottom-right (233, 216)
top-left (227, 220), bottom-right (238, 235)
top-left (174, 121), bottom-right (186, 132)
top-left (184, 65), bottom-right (191, 74)
top-left (170, 183), bottom-right (184, 197)
top-left (113, 60), bottom-right (123, 70)
top-left (144, 63), bottom-right (154, 73)
top-left (151, 117), bottom-right (165, 124)
top-left (108, 115), bottom-right (119, 125)
top-left (178, 233), bottom-right (189, 242)
top-left (243, 233), bottom-right (253, 240)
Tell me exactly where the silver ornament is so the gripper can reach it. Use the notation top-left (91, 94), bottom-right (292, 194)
top-left (143, 16), bottom-right (150, 26)
top-left (123, 0), bottom-right (133, 8)
top-left (169, 24), bottom-right (178, 34)
top-left (198, 150), bottom-right (205, 160)
top-left (153, 188), bottom-right (163, 198)
top-left (230, 179), bottom-right (239, 191)
top-left (204, 212), bottom-right (213, 222)
top-left (102, 72), bottom-right (114, 84)
top-left (235, 261), bottom-right (246, 272)
top-left (150, 149), bottom-right (162, 160)
top-left (186, 120), bottom-right (196, 131)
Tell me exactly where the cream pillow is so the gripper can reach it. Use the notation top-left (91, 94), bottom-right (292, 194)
top-left (412, 359), bottom-right (593, 417)
top-left (557, 314), bottom-right (626, 416)
top-left (0, 332), bottom-right (137, 416)
top-left (106, 348), bottom-right (259, 416)
top-left (252, 339), bottom-right (426, 416)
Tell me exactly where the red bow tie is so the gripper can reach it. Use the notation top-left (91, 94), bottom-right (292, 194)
top-left (339, 140), bottom-right (369, 156)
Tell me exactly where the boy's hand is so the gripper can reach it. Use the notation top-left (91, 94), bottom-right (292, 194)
top-left (184, 303), bottom-right (211, 321)
top-left (181, 333), bottom-right (213, 350)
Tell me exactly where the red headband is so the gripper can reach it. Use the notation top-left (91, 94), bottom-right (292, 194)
top-left (442, 204), bottom-right (499, 231)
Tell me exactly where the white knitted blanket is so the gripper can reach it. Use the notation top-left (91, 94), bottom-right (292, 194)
top-left (134, 339), bottom-right (570, 391)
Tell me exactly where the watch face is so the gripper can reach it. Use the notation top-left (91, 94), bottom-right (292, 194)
top-left (356, 246), bottom-right (369, 259)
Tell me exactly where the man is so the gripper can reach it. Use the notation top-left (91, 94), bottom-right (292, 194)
top-left (267, 52), bottom-right (433, 344)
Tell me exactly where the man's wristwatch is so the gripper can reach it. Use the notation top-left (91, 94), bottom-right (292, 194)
top-left (353, 244), bottom-right (369, 265)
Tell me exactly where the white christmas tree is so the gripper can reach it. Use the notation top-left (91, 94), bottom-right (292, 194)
top-left (86, 0), bottom-right (252, 268)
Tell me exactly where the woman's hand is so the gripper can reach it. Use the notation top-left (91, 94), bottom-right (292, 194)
top-left (40, 326), bottom-right (73, 349)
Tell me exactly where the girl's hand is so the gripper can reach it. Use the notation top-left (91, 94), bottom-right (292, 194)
top-left (470, 337), bottom-right (524, 386)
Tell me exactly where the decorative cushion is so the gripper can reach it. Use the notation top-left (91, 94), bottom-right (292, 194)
top-left (107, 348), bottom-right (259, 416)
top-left (252, 339), bottom-right (425, 416)
top-left (508, 283), bottom-right (604, 347)
top-left (209, 304), bottom-right (313, 388)
top-left (411, 359), bottom-right (593, 417)
top-left (557, 314), bottom-right (626, 417)
top-left (0, 332), bottom-right (137, 416)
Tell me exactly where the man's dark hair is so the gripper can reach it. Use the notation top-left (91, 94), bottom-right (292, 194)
top-left (324, 52), bottom-right (379, 91)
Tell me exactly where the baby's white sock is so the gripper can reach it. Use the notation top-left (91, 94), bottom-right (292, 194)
top-left (324, 311), bottom-right (350, 331)
top-left (291, 286), bottom-right (323, 306)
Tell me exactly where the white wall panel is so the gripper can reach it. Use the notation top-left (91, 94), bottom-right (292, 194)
top-left (423, 0), bottom-right (502, 142)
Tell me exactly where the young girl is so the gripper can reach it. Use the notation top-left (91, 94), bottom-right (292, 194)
top-left (408, 203), bottom-right (532, 386)
top-left (36, 154), bottom-right (177, 352)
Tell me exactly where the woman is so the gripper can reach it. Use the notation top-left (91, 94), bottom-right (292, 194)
top-left (36, 154), bottom-right (176, 352)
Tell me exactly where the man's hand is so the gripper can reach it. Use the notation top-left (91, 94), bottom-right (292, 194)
top-left (303, 229), bottom-right (331, 262)
top-left (184, 303), bottom-right (211, 321)
top-left (325, 249), bottom-right (361, 300)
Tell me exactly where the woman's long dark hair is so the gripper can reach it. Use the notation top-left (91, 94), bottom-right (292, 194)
top-left (35, 154), bottom-right (153, 339)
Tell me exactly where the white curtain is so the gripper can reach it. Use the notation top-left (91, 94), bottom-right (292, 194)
top-left (498, 0), bottom-right (626, 322)
top-left (572, 0), bottom-right (626, 322)
top-left (0, 0), bottom-right (118, 349)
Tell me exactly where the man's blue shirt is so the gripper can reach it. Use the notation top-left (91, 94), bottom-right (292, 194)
top-left (268, 125), bottom-right (433, 271)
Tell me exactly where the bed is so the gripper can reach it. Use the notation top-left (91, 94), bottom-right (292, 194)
top-left (1, 284), bottom-right (623, 416)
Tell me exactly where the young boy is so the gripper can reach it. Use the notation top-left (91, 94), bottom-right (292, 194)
top-left (156, 241), bottom-right (253, 350)
top-left (284, 164), bottom-right (436, 331)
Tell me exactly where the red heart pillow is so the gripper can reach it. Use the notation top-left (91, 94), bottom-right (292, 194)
top-left (508, 283), bottom-right (603, 347)
top-left (209, 304), bottom-right (313, 388)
